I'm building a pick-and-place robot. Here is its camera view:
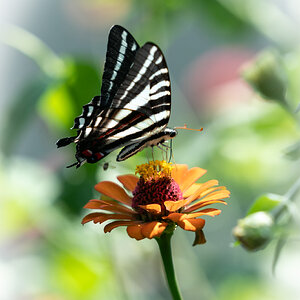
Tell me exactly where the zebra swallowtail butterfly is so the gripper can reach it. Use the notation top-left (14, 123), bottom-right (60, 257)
top-left (57, 25), bottom-right (177, 168)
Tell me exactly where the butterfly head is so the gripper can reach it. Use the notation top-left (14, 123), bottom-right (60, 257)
top-left (164, 128), bottom-right (178, 140)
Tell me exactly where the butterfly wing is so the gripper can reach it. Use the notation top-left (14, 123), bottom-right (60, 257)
top-left (100, 25), bottom-right (140, 107)
top-left (77, 43), bottom-right (172, 159)
top-left (56, 25), bottom-right (139, 148)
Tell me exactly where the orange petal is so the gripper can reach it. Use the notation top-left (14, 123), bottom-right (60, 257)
top-left (183, 183), bottom-right (202, 198)
top-left (177, 218), bottom-right (205, 232)
top-left (171, 164), bottom-right (188, 186)
top-left (81, 213), bottom-right (103, 224)
top-left (188, 189), bottom-right (230, 211)
top-left (180, 167), bottom-right (207, 192)
top-left (201, 190), bottom-right (230, 202)
top-left (164, 199), bottom-right (189, 212)
top-left (140, 221), bottom-right (168, 239)
top-left (199, 186), bottom-right (227, 198)
top-left (185, 208), bottom-right (222, 218)
top-left (81, 213), bottom-right (135, 224)
top-left (139, 204), bottom-right (161, 214)
top-left (185, 180), bottom-right (219, 205)
top-left (83, 199), bottom-right (112, 209)
top-left (127, 224), bottom-right (145, 240)
top-left (193, 229), bottom-right (206, 246)
top-left (117, 174), bottom-right (139, 192)
top-left (164, 213), bottom-right (205, 231)
top-left (185, 200), bottom-right (227, 213)
top-left (164, 212), bottom-right (187, 222)
top-left (104, 220), bottom-right (141, 233)
top-left (95, 181), bottom-right (132, 206)
top-left (84, 199), bottom-right (136, 215)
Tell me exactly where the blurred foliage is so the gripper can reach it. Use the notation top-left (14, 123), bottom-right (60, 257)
top-left (38, 59), bottom-right (100, 132)
top-left (243, 50), bottom-right (288, 105)
top-left (133, 0), bottom-right (249, 35)
top-left (247, 194), bottom-right (282, 215)
top-left (0, 77), bottom-right (49, 155)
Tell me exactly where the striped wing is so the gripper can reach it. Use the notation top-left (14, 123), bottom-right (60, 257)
top-left (100, 25), bottom-right (139, 107)
top-left (78, 43), bottom-right (171, 153)
top-left (56, 25), bottom-right (139, 148)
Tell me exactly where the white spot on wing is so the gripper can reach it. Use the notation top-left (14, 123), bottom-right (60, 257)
top-left (120, 46), bottom-right (157, 100)
top-left (108, 81), bottom-right (113, 91)
top-left (112, 126), bottom-right (140, 138)
top-left (149, 68), bottom-right (168, 81)
top-left (150, 80), bottom-right (170, 94)
top-left (105, 119), bottom-right (118, 128)
top-left (84, 127), bottom-right (92, 137)
top-left (150, 90), bottom-right (170, 100)
top-left (152, 111), bottom-right (169, 123)
top-left (155, 55), bottom-right (163, 64)
top-left (124, 84), bottom-right (150, 109)
top-left (114, 109), bottom-right (131, 121)
top-left (87, 106), bottom-right (93, 117)
top-left (111, 70), bottom-right (117, 81)
top-left (134, 118), bottom-right (154, 129)
top-left (78, 117), bottom-right (85, 129)
top-left (132, 43), bottom-right (137, 51)
top-left (95, 117), bottom-right (102, 127)
top-left (121, 30), bottom-right (128, 41)
top-left (109, 31), bottom-right (128, 85)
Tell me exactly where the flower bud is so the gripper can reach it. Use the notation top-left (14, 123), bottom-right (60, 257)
top-left (233, 211), bottom-right (274, 251)
top-left (243, 50), bottom-right (287, 104)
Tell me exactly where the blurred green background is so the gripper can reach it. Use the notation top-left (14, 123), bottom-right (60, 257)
top-left (1, 0), bottom-right (300, 299)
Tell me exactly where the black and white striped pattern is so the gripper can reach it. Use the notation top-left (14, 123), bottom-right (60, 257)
top-left (56, 25), bottom-right (177, 168)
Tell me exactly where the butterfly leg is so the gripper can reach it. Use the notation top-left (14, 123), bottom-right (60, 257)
top-left (168, 139), bottom-right (174, 163)
top-left (161, 143), bottom-right (171, 149)
top-left (151, 146), bottom-right (155, 161)
top-left (157, 144), bottom-right (168, 152)
top-left (156, 144), bottom-right (168, 161)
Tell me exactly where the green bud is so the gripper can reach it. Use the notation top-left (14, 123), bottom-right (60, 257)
top-left (233, 211), bottom-right (274, 251)
top-left (243, 50), bottom-right (287, 104)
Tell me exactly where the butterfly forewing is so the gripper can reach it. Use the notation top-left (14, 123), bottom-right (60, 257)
top-left (83, 43), bottom-right (171, 148)
top-left (111, 43), bottom-right (171, 122)
top-left (71, 26), bottom-right (140, 134)
top-left (100, 25), bottom-right (139, 107)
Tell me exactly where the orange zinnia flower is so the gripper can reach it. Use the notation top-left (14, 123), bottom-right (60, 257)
top-left (82, 161), bottom-right (230, 245)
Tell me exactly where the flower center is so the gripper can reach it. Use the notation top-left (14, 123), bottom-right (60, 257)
top-left (132, 160), bottom-right (183, 212)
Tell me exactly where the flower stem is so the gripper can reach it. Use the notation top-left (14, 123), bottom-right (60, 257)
top-left (156, 233), bottom-right (182, 300)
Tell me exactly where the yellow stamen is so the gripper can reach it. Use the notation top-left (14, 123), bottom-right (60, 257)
top-left (135, 160), bottom-right (174, 181)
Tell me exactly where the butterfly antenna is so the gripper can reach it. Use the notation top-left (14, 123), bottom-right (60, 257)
top-left (174, 124), bottom-right (203, 132)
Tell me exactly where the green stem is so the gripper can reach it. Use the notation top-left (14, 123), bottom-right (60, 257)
top-left (156, 233), bottom-right (182, 300)
top-left (273, 176), bottom-right (300, 220)
top-left (284, 176), bottom-right (300, 200)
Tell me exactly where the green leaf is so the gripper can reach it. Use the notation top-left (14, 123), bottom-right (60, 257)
top-left (37, 59), bottom-right (100, 132)
top-left (38, 80), bottom-right (75, 130)
top-left (247, 193), bottom-right (283, 215)
top-left (232, 240), bottom-right (240, 247)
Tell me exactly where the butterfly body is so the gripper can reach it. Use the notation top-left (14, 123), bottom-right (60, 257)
top-left (57, 26), bottom-right (176, 168)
